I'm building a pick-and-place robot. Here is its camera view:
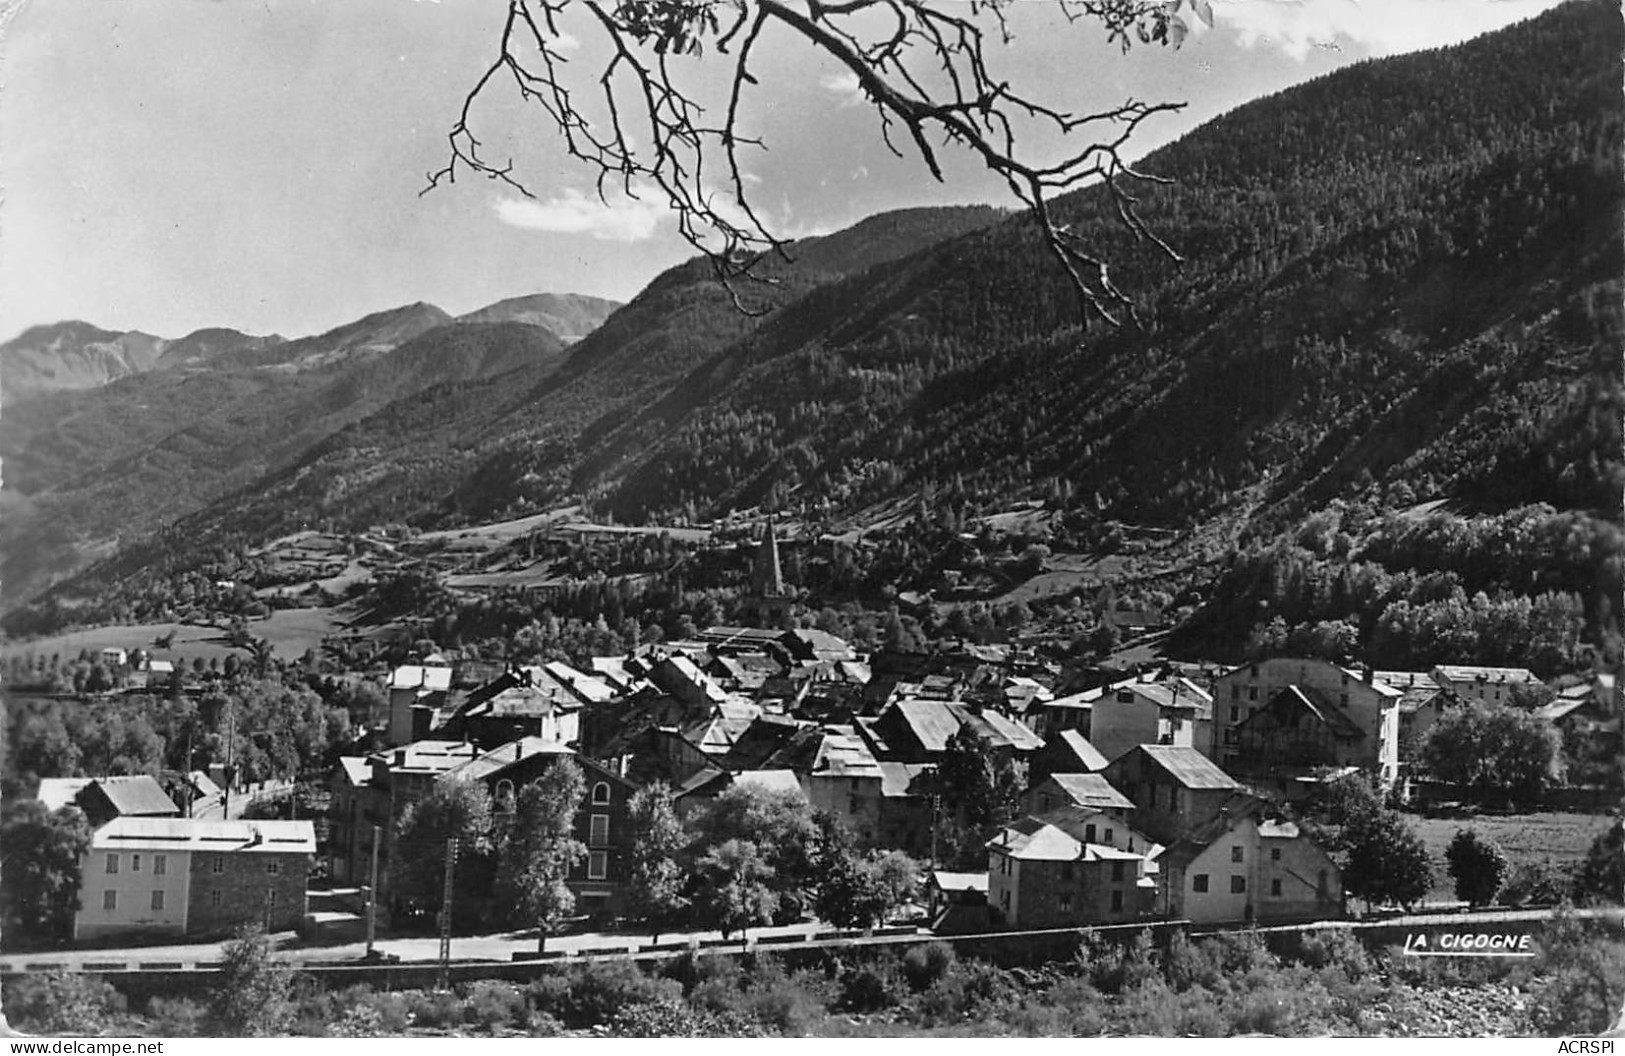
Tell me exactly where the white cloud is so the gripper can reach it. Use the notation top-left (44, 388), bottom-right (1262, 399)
top-left (818, 70), bottom-right (866, 107)
top-left (494, 189), bottom-right (665, 242)
top-left (1216, 0), bottom-right (1566, 62)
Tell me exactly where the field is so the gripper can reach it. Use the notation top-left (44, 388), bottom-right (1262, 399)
top-left (0, 606), bottom-right (348, 667)
top-left (1406, 810), bottom-right (1614, 901)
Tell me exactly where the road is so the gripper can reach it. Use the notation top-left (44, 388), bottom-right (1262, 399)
top-left (4, 905), bottom-right (1618, 973)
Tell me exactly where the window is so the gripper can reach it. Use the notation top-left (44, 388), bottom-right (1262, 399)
top-left (105, 854), bottom-right (119, 875)
top-left (1270, 848), bottom-right (1281, 862)
top-left (1270, 879), bottom-right (1282, 897)
top-left (1110, 890), bottom-right (1124, 911)
top-left (1223, 730), bottom-right (1239, 745)
top-left (1230, 685), bottom-right (1241, 700)
top-left (495, 780), bottom-right (516, 813)
top-left (132, 854), bottom-right (142, 873)
top-left (267, 860), bottom-right (281, 875)
top-left (1229, 706), bottom-right (1239, 722)
top-left (268, 890), bottom-right (277, 906)
top-left (1248, 686), bottom-right (1258, 701)
top-left (151, 890), bottom-right (165, 911)
top-left (212, 856), bottom-right (225, 874)
top-left (211, 891), bottom-right (222, 908)
top-left (589, 813), bottom-right (610, 846)
top-left (103, 890), bottom-right (117, 911)
top-left (1230, 875), bottom-right (1246, 894)
top-left (1339, 693), bottom-right (1349, 708)
top-left (588, 851), bottom-right (608, 880)
top-left (591, 782), bottom-right (611, 805)
top-left (154, 855), bottom-right (167, 876)
top-left (1084, 824), bottom-right (1097, 843)
top-left (1231, 846), bottom-right (1244, 863)
top-left (1192, 874), bottom-right (1209, 893)
top-left (1104, 828), bottom-right (1114, 845)
top-left (1060, 893), bottom-right (1072, 911)
top-left (1249, 665), bottom-right (1259, 678)
top-left (1111, 861), bottom-right (1125, 882)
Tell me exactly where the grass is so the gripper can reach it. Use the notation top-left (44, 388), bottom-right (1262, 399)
top-left (0, 606), bottom-right (346, 665)
top-left (1405, 810), bottom-right (1614, 901)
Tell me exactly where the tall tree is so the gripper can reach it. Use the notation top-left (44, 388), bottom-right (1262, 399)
top-left (495, 760), bottom-right (588, 951)
top-left (392, 778), bottom-right (496, 922)
top-left (1341, 809), bottom-right (1434, 911)
top-left (692, 838), bottom-right (778, 943)
top-left (1445, 827), bottom-right (1509, 907)
top-left (0, 804), bottom-right (92, 944)
top-left (1421, 704), bottom-right (1562, 807)
top-left (690, 783), bottom-right (819, 917)
top-left (624, 782), bottom-right (689, 942)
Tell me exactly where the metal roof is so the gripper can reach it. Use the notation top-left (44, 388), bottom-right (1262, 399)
top-left (1132, 745), bottom-right (1242, 790)
top-left (90, 816), bottom-right (316, 855)
top-left (1045, 773), bottom-right (1135, 811)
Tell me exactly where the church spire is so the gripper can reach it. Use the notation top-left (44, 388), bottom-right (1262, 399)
top-left (755, 514), bottom-right (786, 597)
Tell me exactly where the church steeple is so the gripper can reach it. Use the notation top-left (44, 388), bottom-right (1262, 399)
top-left (755, 515), bottom-right (786, 597)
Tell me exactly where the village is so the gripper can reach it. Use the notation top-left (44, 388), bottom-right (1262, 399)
top-left (11, 522), bottom-right (1619, 956)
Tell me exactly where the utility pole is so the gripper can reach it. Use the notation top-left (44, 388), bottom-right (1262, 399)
top-left (364, 824), bottom-right (380, 959)
top-left (436, 838), bottom-right (457, 991)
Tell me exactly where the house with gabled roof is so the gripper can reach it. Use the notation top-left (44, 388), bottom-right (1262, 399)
top-left (75, 817), bottom-right (315, 941)
top-left (1432, 665), bottom-right (1543, 706)
top-left (1022, 773), bottom-right (1136, 823)
top-left (857, 699), bottom-right (1044, 765)
top-left (442, 737), bottom-right (639, 918)
top-left (1029, 729), bottom-right (1111, 784)
top-left (1213, 658), bottom-right (1402, 788)
top-left (433, 665), bottom-right (590, 749)
top-left (1101, 744), bottom-right (1244, 843)
top-left (38, 775), bottom-right (180, 827)
top-left (1153, 796), bottom-right (1342, 924)
top-left (986, 807), bottom-right (1159, 928)
top-left (1088, 678), bottom-right (1213, 763)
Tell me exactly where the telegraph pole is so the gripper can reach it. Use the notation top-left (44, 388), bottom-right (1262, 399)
top-left (436, 838), bottom-right (457, 991)
top-left (364, 824), bottom-right (380, 958)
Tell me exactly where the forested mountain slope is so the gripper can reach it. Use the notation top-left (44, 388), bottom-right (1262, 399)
top-left (7, 2), bottom-right (1618, 660)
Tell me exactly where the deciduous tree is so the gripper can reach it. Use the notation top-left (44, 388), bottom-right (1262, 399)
top-left (1445, 827), bottom-right (1509, 907)
top-left (0, 804), bottom-right (92, 944)
top-left (495, 761), bottom-right (588, 950)
top-left (624, 782), bottom-right (689, 941)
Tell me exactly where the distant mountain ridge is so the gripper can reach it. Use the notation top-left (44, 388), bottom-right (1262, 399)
top-left (0, 290), bottom-right (623, 607)
top-left (456, 293), bottom-right (625, 342)
top-left (1, 321), bottom-right (172, 397)
top-left (5, 2), bottom-right (1619, 637)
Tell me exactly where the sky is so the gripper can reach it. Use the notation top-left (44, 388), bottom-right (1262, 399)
top-left (0, 0), bottom-right (1569, 343)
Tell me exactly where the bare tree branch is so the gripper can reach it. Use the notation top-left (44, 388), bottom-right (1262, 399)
top-left (426, 0), bottom-right (1198, 323)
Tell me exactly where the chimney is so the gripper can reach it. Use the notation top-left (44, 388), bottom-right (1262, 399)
top-left (1364, 667), bottom-right (1374, 685)
top-left (394, 749), bottom-right (407, 768)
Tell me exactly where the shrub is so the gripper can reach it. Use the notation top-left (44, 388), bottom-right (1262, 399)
top-left (209, 925), bottom-right (296, 1036)
top-left (528, 960), bottom-right (682, 1027)
top-left (1501, 860), bottom-right (1570, 907)
top-left (1528, 911), bottom-right (1625, 1036)
top-left (742, 970), bottom-right (831, 1035)
top-left (329, 1003), bottom-right (388, 1037)
top-left (404, 988), bottom-right (464, 1029)
top-left (1293, 928), bottom-right (1371, 981)
top-left (1161, 930), bottom-right (1222, 992)
top-left (5, 971), bottom-right (128, 1036)
top-left (901, 941), bottom-right (957, 992)
top-left (144, 996), bottom-right (206, 1038)
top-left (459, 979), bottom-right (529, 1032)
top-left (839, 959), bottom-right (903, 1012)
top-left (608, 998), bottom-right (760, 1037)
